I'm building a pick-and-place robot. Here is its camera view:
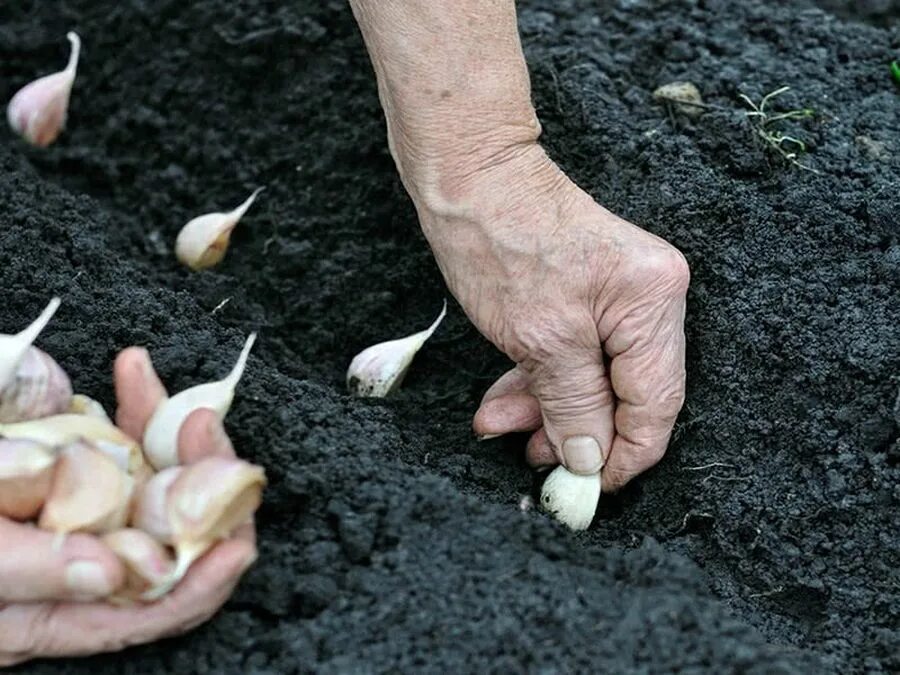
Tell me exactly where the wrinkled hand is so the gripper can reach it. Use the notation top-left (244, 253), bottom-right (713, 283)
top-left (0, 348), bottom-right (256, 666)
top-left (415, 146), bottom-right (689, 490)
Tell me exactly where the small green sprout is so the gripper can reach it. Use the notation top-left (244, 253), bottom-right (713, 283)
top-left (891, 61), bottom-right (900, 85)
top-left (739, 86), bottom-right (819, 174)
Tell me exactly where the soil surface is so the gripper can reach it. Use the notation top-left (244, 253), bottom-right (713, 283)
top-left (1, 0), bottom-right (898, 672)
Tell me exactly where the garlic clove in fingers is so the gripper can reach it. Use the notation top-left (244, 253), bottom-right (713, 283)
top-left (0, 413), bottom-right (144, 475)
top-left (102, 528), bottom-right (175, 602)
top-left (143, 333), bottom-right (256, 470)
top-left (175, 187), bottom-right (265, 271)
top-left (540, 465), bottom-right (601, 531)
top-left (0, 439), bottom-right (56, 520)
top-left (130, 466), bottom-right (183, 544)
top-left (346, 301), bottom-right (447, 397)
top-left (7, 32), bottom-right (81, 147)
top-left (68, 393), bottom-right (111, 422)
top-left (39, 442), bottom-right (134, 535)
top-left (143, 457), bottom-right (265, 600)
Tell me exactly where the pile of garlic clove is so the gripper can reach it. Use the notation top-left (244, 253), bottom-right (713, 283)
top-left (0, 299), bottom-right (266, 603)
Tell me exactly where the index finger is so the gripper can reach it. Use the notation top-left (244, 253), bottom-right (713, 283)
top-left (602, 299), bottom-right (686, 492)
top-left (113, 347), bottom-right (168, 441)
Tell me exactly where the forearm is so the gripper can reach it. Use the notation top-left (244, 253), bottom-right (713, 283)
top-left (348, 0), bottom-right (542, 205)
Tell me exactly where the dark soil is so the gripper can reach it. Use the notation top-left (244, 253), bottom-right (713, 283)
top-left (1, 0), bottom-right (898, 672)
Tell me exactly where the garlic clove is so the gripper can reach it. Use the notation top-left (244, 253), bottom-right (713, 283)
top-left (539, 465), bottom-right (601, 531)
top-left (7, 32), bottom-right (81, 147)
top-left (0, 347), bottom-right (73, 423)
top-left (130, 466), bottom-right (183, 544)
top-left (346, 301), bottom-right (447, 397)
top-left (142, 333), bottom-right (256, 470)
top-left (143, 457), bottom-right (265, 600)
top-left (0, 298), bottom-right (61, 391)
top-left (68, 393), bottom-right (111, 422)
top-left (102, 528), bottom-right (175, 602)
top-left (0, 439), bottom-right (56, 520)
top-left (0, 413), bottom-right (144, 475)
top-left (39, 442), bottom-right (134, 535)
top-left (175, 187), bottom-right (265, 271)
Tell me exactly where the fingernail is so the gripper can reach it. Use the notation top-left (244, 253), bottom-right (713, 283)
top-left (477, 433), bottom-right (502, 442)
top-left (562, 436), bottom-right (603, 474)
top-left (65, 560), bottom-right (114, 598)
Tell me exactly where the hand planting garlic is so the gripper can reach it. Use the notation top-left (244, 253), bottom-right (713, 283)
top-left (175, 187), bottom-right (265, 270)
top-left (347, 301), bottom-right (447, 397)
top-left (540, 465), bottom-right (601, 531)
top-left (7, 32), bottom-right (81, 147)
top-left (39, 442), bottom-right (135, 536)
top-left (143, 333), bottom-right (256, 470)
top-left (0, 439), bottom-right (56, 520)
top-left (0, 297), bottom-right (72, 422)
top-left (143, 457), bottom-right (265, 600)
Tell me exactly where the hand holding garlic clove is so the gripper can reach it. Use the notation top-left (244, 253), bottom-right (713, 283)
top-left (0, 300), bottom-right (264, 606)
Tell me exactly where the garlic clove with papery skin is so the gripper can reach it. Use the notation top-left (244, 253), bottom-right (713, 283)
top-left (346, 301), bottom-right (447, 397)
top-left (0, 439), bottom-right (56, 520)
top-left (143, 457), bottom-right (265, 600)
top-left (142, 333), bottom-right (256, 470)
top-left (102, 529), bottom-right (175, 603)
top-left (175, 187), bottom-right (265, 271)
top-left (130, 466), bottom-right (183, 544)
top-left (540, 465), bottom-right (601, 531)
top-left (7, 32), bottom-right (81, 147)
top-left (39, 442), bottom-right (134, 536)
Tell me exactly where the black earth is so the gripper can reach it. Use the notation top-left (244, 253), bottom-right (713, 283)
top-left (1, 0), bottom-right (898, 672)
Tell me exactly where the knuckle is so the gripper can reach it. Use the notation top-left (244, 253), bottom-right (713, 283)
top-left (628, 246), bottom-right (691, 298)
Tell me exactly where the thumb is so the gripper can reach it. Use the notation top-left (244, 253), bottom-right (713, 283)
top-left (0, 518), bottom-right (125, 602)
top-left (529, 346), bottom-right (615, 475)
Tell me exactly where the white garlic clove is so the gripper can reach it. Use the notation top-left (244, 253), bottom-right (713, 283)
top-left (7, 32), bottom-right (81, 147)
top-left (0, 347), bottom-right (73, 423)
top-left (39, 442), bottom-right (135, 535)
top-left (0, 439), bottom-right (56, 520)
top-left (68, 393), bottom-right (111, 422)
top-left (346, 301), bottom-right (447, 397)
top-left (142, 333), bottom-right (256, 470)
top-left (0, 297), bottom-right (62, 391)
top-left (130, 466), bottom-right (183, 544)
top-left (0, 413), bottom-right (144, 475)
top-left (175, 187), bottom-right (265, 271)
top-left (539, 465), bottom-right (601, 531)
top-left (102, 528), bottom-right (175, 603)
top-left (143, 457), bottom-right (265, 600)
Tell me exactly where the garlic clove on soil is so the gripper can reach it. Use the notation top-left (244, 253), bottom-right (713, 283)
top-left (540, 465), bottom-right (601, 531)
top-left (346, 301), bottom-right (447, 397)
top-left (175, 187), bottom-right (265, 271)
top-left (0, 439), bottom-right (56, 520)
top-left (131, 465), bottom-right (183, 544)
top-left (39, 442), bottom-right (135, 536)
top-left (0, 413), bottom-right (145, 475)
top-left (68, 393), bottom-right (111, 422)
top-left (7, 32), bottom-right (81, 147)
top-left (102, 528), bottom-right (175, 602)
top-left (0, 297), bottom-right (73, 422)
top-left (143, 457), bottom-right (265, 600)
top-left (142, 333), bottom-right (257, 470)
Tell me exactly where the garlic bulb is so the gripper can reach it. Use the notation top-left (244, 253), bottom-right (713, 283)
top-left (175, 187), bottom-right (265, 271)
top-left (0, 413), bottom-right (145, 475)
top-left (39, 442), bottom-right (135, 535)
top-left (346, 301), bottom-right (447, 397)
top-left (7, 32), bottom-right (81, 147)
top-left (131, 466), bottom-right (182, 544)
top-left (0, 297), bottom-right (73, 422)
top-left (143, 333), bottom-right (256, 470)
top-left (68, 393), bottom-right (111, 422)
top-left (0, 439), bottom-right (56, 520)
top-left (540, 466), bottom-right (601, 531)
top-left (144, 457), bottom-right (265, 600)
top-left (102, 529), bottom-right (175, 602)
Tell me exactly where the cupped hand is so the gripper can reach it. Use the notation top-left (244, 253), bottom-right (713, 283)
top-left (0, 348), bottom-right (256, 666)
top-left (416, 146), bottom-right (689, 491)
